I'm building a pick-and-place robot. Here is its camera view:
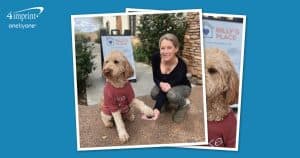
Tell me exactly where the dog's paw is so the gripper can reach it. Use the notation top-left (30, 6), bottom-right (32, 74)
top-left (118, 130), bottom-right (129, 143)
top-left (104, 121), bottom-right (114, 128)
top-left (127, 113), bottom-right (135, 121)
top-left (142, 106), bottom-right (154, 116)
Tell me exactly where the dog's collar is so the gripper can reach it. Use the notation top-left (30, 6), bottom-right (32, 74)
top-left (107, 80), bottom-right (129, 89)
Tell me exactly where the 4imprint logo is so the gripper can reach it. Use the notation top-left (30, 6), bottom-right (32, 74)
top-left (6, 6), bottom-right (44, 29)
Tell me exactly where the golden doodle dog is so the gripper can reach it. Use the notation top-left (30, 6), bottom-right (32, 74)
top-left (205, 48), bottom-right (239, 148)
top-left (100, 51), bottom-right (154, 143)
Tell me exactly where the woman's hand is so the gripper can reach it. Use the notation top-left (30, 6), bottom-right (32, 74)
top-left (141, 109), bottom-right (160, 120)
top-left (159, 82), bottom-right (171, 92)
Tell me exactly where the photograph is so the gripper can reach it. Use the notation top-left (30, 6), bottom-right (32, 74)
top-left (199, 13), bottom-right (246, 150)
top-left (71, 9), bottom-right (207, 150)
top-left (126, 9), bottom-right (246, 151)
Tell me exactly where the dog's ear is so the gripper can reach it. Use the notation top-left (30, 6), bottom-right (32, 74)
top-left (123, 57), bottom-right (134, 79)
top-left (225, 68), bottom-right (239, 105)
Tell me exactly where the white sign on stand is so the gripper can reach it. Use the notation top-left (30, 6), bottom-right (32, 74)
top-left (203, 19), bottom-right (244, 75)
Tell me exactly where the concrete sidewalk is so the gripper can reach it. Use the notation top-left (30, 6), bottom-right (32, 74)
top-left (78, 85), bottom-right (205, 148)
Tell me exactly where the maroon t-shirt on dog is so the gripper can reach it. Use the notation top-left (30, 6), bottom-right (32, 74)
top-left (102, 81), bottom-right (135, 115)
top-left (208, 111), bottom-right (237, 148)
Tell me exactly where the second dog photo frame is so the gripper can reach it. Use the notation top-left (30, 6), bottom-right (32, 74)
top-left (125, 8), bottom-right (246, 151)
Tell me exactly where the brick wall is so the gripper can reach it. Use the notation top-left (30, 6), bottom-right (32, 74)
top-left (116, 16), bottom-right (122, 33)
top-left (182, 12), bottom-right (202, 83)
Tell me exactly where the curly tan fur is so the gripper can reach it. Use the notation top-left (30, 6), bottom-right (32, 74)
top-left (102, 51), bottom-right (134, 88)
top-left (100, 51), bottom-right (154, 143)
top-left (205, 48), bottom-right (239, 121)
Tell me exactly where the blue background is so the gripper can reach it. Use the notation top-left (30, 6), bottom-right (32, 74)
top-left (1, 0), bottom-right (299, 157)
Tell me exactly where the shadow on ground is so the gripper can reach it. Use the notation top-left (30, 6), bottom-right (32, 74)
top-left (78, 86), bottom-right (206, 148)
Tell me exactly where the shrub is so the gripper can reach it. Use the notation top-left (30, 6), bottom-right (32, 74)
top-left (75, 34), bottom-right (94, 98)
top-left (133, 45), bottom-right (150, 63)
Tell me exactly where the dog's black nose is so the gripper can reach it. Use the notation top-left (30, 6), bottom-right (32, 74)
top-left (103, 68), bottom-right (112, 75)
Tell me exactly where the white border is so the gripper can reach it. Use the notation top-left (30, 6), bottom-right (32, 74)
top-left (126, 8), bottom-right (246, 151)
top-left (71, 9), bottom-right (208, 151)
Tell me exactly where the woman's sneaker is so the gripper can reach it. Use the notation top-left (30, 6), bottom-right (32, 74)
top-left (172, 99), bottom-right (190, 123)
